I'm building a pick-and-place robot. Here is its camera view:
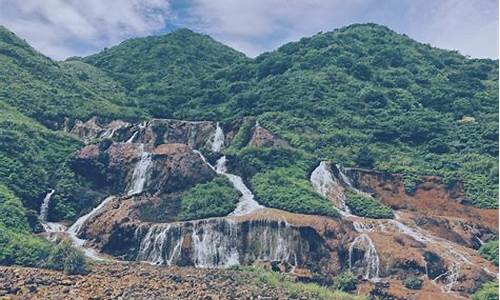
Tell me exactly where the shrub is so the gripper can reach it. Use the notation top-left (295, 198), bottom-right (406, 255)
top-left (402, 175), bottom-right (423, 195)
top-left (345, 189), bottom-right (393, 219)
top-left (177, 176), bottom-right (240, 221)
top-left (46, 240), bottom-right (87, 275)
top-left (404, 276), bottom-right (423, 290)
top-left (471, 281), bottom-right (499, 300)
top-left (479, 240), bottom-right (499, 266)
top-left (251, 167), bottom-right (338, 218)
top-left (333, 272), bottom-right (357, 291)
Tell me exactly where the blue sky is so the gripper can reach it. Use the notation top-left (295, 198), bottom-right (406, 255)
top-left (0, 0), bottom-right (497, 60)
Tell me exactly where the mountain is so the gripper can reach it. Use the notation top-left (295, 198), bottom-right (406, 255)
top-left (80, 23), bottom-right (498, 210)
top-left (83, 28), bottom-right (248, 118)
top-left (0, 24), bottom-right (497, 299)
top-left (0, 26), bottom-right (145, 129)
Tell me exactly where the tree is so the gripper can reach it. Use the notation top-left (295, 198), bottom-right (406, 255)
top-left (356, 147), bottom-right (375, 169)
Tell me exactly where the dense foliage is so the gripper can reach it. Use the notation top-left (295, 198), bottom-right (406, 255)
top-left (177, 176), bottom-right (240, 221)
top-left (84, 29), bottom-right (247, 119)
top-left (479, 240), bottom-right (499, 266)
top-left (471, 281), bottom-right (499, 300)
top-left (0, 26), bottom-right (144, 128)
top-left (344, 189), bottom-right (394, 219)
top-left (0, 184), bottom-right (86, 272)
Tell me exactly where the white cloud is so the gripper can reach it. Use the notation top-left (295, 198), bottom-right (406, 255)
top-left (179, 0), bottom-right (498, 58)
top-left (0, 0), bottom-right (171, 59)
top-left (0, 0), bottom-right (497, 59)
top-left (405, 0), bottom-right (498, 58)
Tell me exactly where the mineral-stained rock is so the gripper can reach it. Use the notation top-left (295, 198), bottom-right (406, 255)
top-left (248, 125), bottom-right (289, 148)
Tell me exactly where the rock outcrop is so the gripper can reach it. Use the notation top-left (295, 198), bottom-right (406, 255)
top-left (42, 118), bottom-right (498, 300)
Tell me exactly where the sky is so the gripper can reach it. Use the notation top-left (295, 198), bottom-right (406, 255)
top-left (0, 0), bottom-right (497, 60)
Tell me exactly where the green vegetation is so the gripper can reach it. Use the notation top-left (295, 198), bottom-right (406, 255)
top-left (46, 240), bottom-right (87, 275)
top-left (479, 240), bottom-right (499, 266)
top-left (0, 184), bottom-right (86, 273)
top-left (84, 28), bottom-right (246, 119)
top-left (238, 266), bottom-right (365, 300)
top-left (0, 23), bottom-right (497, 273)
top-left (345, 188), bottom-right (393, 219)
top-left (177, 176), bottom-right (240, 221)
top-left (403, 276), bottom-right (423, 290)
top-left (471, 281), bottom-right (499, 300)
top-left (333, 272), bottom-right (357, 291)
top-left (251, 167), bottom-right (338, 217)
top-left (0, 26), bottom-right (144, 128)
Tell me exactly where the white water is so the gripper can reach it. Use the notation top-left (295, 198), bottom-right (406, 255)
top-left (127, 144), bottom-right (153, 196)
top-left (136, 218), bottom-right (300, 268)
top-left (215, 156), bottom-right (264, 216)
top-left (126, 131), bottom-right (138, 143)
top-left (310, 161), bottom-right (492, 288)
top-left (38, 189), bottom-right (67, 234)
top-left (192, 219), bottom-right (240, 267)
top-left (137, 224), bottom-right (184, 266)
top-left (310, 162), bottom-right (351, 215)
top-left (349, 234), bottom-right (380, 280)
top-left (67, 196), bottom-right (116, 261)
top-left (39, 189), bottom-right (55, 222)
top-left (211, 122), bottom-right (225, 152)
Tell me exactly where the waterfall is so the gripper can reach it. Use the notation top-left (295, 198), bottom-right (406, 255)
top-left (137, 224), bottom-right (184, 266)
top-left (126, 131), bottom-right (138, 143)
top-left (310, 162), bottom-right (351, 215)
top-left (211, 122), bottom-right (225, 152)
top-left (136, 218), bottom-right (301, 268)
top-left (349, 234), bottom-right (380, 280)
top-left (192, 219), bottom-right (240, 268)
top-left (127, 144), bottom-right (153, 196)
top-left (192, 151), bottom-right (263, 216)
top-left (67, 196), bottom-right (115, 260)
top-left (38, 189), bottom-right (67, 233)
top-left (39, 189), bottom-right (55, 222)
top-left (215, 156), bottom-right (264, 216)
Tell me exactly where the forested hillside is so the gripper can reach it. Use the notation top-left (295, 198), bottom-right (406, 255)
top-left (0, 23), bottom-right (497, 277)
top-left (82, 23), bottom-right (498, 209)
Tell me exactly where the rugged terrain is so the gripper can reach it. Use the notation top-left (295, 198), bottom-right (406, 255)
top-left (0, 23), bottom-right (498, 300)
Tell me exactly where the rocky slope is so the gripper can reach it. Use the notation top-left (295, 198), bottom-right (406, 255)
top-left (34, 118), bottom-right (498, 300)
top-left (0, 264), bottom-right (344, 300)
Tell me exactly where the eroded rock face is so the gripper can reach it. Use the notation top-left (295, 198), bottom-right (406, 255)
top-left (343, 168), bottom-right (498, 244)
top-left (69, 117), bottom-right (226, 150)
top-left (73, 142), bottom-right (215, 195)
top-left (248, 125), bottom-right (289, 148)
top-left (61, 119), bottom-right (498, 300)
top-left (77, 196), bottom-right (346, 279)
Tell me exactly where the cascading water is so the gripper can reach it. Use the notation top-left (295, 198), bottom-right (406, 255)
top-left (127, 144), bottom-right (153, 196)
top-left (126, 131), bottom-right (138, 143)
top-left (135, 218), bottom-right (302, 268)
top-left (67, 196), bottom-right (116, 260)
top-left (310, 162), bottom-right (351, 215)
top-left (137, 223), bottom-right (185, 266)
top-left (215, 156), bottom-right (264, 216)
top-left (192, 150), bottom-right (264, 217)
top-left (310, 160), bottom-right (483, 287)
top-left (191, 219), bottom-right (240, 267)
top-left (211, 122), bottom-right (225, 152)
top-left (349, 234), bottom-right (380, 280)
top-left (38, 189), bottom-right (67, 233)
top-left (39, 189), bottom-right (55, 222)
